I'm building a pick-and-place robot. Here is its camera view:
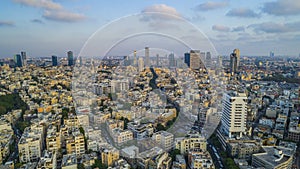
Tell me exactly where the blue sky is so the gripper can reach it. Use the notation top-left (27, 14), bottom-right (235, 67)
top-left (0, 0), bottom-right (300, 58)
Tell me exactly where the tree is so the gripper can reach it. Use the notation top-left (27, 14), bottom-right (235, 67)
top-left (92, 159), bottom-right (107, 169)
top-left (157, 123), bottom-right (165, 131)
top-left (170, 149), bottom-right (180, 161)
top-left (77, 163), bottom-right (85, 169)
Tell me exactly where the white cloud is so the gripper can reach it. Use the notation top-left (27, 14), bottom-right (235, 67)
top-left (195, 1), bottom-right (228, 11)
top-left (249, 21), bottom-right (300, 33)
top-left (43, 10), bottom-right (86, 22)
top-left (13, 0), bottom-right (62, 10)
top-left (262, 0), bottom-right (300, 16)
top-left (226, 8), bottom-right (260, 18)
top-left (141, 4), bottom-right (182, 20)
top-left (212, 25), bottom-right (230, 32)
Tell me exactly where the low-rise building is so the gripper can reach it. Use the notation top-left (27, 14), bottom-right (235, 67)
top-left (175, 132), bottom-right (206, 154)
top-left (101, 147), bottom-right (120, 167)
top-left (61, 154), bottom-right (77, 169)
top-left (37, 150), bottom-right (57, 169)
top-left (252, 146), bottom-right (295, 169)
top-left (152, 131), bottom-right (174, 151)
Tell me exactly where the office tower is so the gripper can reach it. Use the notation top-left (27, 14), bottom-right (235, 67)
top-left (133, 50), bottom-right (137, 66)
top-left (67, 51), bottom-right (74, 66)
top-left (230, 51), bottom-right (238, 75)
top-left (218, 55), bottom-right (223, 68)
top-left (52, 55), bottom-right (58, 66)
top-left (190, 50), bottom-right (205, 70)
top-left (21, 51), bottom-right (26, 66)
top-left (14, 54), bottom-right (22, 67)
top-left (270, 51), bottom-right (274, 57)
top-left (221, 91), bottom-right (247, 138)
top-left (79, 56), bottom-right (82, 66)
top-left (233, 49), bottom-right (240, 68)
top-left (206, 52), bottom-right (211, 68)
top-left (138, 57), bottom-right (144, 72)
top-left (156, 54), bottom-right (159, 67)
top-left (168, 53), bottom-right (175, 67)
top-left (145, 47), bottom-right (150, 67)
top-left (184, 52), bottom-right (190, 67)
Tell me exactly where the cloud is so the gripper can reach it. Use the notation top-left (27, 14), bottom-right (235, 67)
top-left (142, 4), bottom-right (181, 16)
top-left (43, 10), bottom-right (86, 22)
top-left (0, 21), bottom-right (15, 27)
top-left (249, 21), bottom-right (300, 33)
top-left (212, 24), bottom-right (230, 32)
top-left (232, 26), bottom-right (245, 32)
top-left (195, 1), bottom-right (228, 11)
top-left (226, 8), bottom-right (260, 18)
top-left (13, 0), bottom-right (62, 10)
top-left (262, 0), bottom-right (300, 16)
top-left (31, 19), bottom-right (44, 24)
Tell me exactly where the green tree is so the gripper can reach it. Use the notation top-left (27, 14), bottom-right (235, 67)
top-left (77, 163), bottom-right (85, 169)
top-left (91, 159), bottom-right (107, 169)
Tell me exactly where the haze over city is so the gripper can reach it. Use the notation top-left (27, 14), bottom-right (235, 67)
top-left (1, 0), bottom-right (300, 58)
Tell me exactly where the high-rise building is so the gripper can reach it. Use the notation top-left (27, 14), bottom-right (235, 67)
top-left (230, 52), bottom-right (238, 75)
top-left (138, 57), bottom-right (144, 72)
top-left (233, 49), bottom-right (240, 68)
top-left (218, 55), bottom-right (223, 68)
top-left (21, 51), bottom-right (26, 66)
top-left (14, 54), bottom-right (22, 67)
top-left (133, 50), bottom-right (137, 66)
top-left (221, 91), bottom-right (247, 138)
top-left (145, 47), bottom-right (150, 67)
top-left (156, 54), bottom-right (159, 67)
top-left (190, 50), bottom-right (205, 70)
top-left (206, 52), bottom-right (211, 68)
top-left (168, 53), bottom-right (175, 67)
top-left (184, 52), bottom-right (190, 67)
top-left (52, 55), bottom-right (58, 66)
top-left (269, 51), bottom-right (274, 57)
top-left (67, 51), bottom-right (74, 66)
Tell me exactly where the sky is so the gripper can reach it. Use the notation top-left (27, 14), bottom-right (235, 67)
top-left (0, 0), bottom-right (300, 58)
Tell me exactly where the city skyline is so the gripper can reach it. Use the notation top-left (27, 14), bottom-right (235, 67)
top-left (1, 0), bottom-right (300, 58)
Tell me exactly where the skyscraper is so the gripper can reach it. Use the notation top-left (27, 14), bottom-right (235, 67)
top-left (233, 49), bottom-right (240, 68)
top-left (184, 52), bottom-right (190, 67)
top-left (168, 53), bottom-right (175, 67)
top-left (145, 47), bottom-right (149, 67)
top-left (190, 50), bottom-right (205, 70)
top-left (52, 55), bottom-right (58, 66)
top-left (230, 51), bottom-right (238, 75)
top-left (156, 54), bottom-right (159, 67)
top-left (21, 51), bottom-right (26, 66)
top-left (269, 51), bottom-right (274, 57)
top-left (133, 50), bottom-right (137, 66)
top-left (67, 51), bottom-right (74, 66)
top-left (14, 54), bottom-right (22, 67)
top-left (138, 57), bottom-right (144, 72)
top-left (221, 91), bottom-right (247, 138)
top-left (206, 52), bottom-right (211, 68)
top-left (218, 55), bottom-right (223, 68)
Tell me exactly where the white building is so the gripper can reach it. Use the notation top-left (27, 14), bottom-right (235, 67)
top-left (152, 131), bottom-right (174, 151)
top-left (221, 91), bottom-right (247, 138)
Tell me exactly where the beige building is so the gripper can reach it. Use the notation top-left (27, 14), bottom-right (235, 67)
top-left (65, 130), bottom-right (85, 156)
top-left (101, 147), bottom-right (120, 167)
top-left (37, 150), bottom-right (57, 169)
top-left (188, 149), bottom-right (214, 169)
top-left (175, 132), bottom-right (206, 154)
top-left (46, 125), bottom-right (61, 152)
top-left (152, 131), bottom-right (174, 151)
top-left (18, 125), bottom-right (44, 163)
